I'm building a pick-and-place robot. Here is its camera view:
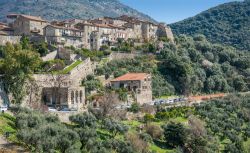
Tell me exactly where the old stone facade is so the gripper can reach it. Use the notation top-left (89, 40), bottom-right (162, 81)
top-left (44, 25), bottom-right (84, 48)
top-left (7, 14), bottom-right (48, 36)
top-left (111, 73), bottom-right (152, 105)
top-left (33, 57), bottom-right (96, 111)
top-left (0, 22), bottom-right (14, 36)
top-left (2, 14), bottom-right (174, 50)
top-left (0, 36), bottom-right (21, 46)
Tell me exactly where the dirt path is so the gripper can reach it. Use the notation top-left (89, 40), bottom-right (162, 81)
top-left (0, 136), bottom-right (28, 153)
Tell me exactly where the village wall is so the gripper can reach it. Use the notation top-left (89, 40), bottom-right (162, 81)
top-left (69, 57), bottom-right (96, 85)
top-left (108, 52), bottom-right (141, 61)
top-left (42, 50), bottom-right (58, 61)
top-left (0, 36), bottom-right (21, 45)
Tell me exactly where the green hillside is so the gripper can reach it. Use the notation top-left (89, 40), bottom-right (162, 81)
top-left (170, 0), bottom-right (250, 51)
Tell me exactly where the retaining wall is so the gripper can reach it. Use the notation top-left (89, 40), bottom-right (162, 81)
top-left (0, 36), bottom-right (21, 45)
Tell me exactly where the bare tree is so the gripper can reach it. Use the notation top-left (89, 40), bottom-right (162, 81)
top-left (89, 92), bottom-right (121, 119)
top-left (188, 115), bottom-right (207, 137)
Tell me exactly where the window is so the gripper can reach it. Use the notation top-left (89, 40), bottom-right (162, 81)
top-left (71, 91), bottom-right (74, 104)
top-left (80, 91), bottom-right (83, 103)
top-left (75, 91), bottom-right (78, 103)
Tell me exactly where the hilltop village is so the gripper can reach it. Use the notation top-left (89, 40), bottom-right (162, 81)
top-left (0, 14), bottom-right (174, 112)
top-left (0, 14), bottom-right (174, 50)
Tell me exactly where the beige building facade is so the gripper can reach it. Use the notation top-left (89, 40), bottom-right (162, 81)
top-left (4, 14), bottom-right (174, 50)
top-left (44, 24), bottom-right (84, 48)
top-left (7, 14), bottom-right (48, 36)
top-left (111, 73), bottom-right (152, 105)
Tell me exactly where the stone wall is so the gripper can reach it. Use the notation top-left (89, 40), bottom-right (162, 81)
top-left (157, 24), bottom-right (174, 43)
top-left (108, 52), bottom-right (141, 61)
top-left (30, 36), bottom-right (46, 43)
top-left (69, 58), bottom-right (96, 85)
top-left (0, 36), bottom-right (21, 45)
top-left (42, 50), bottom-right (58, 61)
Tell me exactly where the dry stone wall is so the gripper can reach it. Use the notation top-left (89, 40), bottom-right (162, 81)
top-left (0, 36), bottom-right (21, 45)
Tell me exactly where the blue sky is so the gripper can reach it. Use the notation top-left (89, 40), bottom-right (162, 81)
top-left (120, 0), bottom-right (241, 24)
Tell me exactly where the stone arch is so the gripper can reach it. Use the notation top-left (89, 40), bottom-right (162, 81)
top-left (71, 91), bottom-right (74, 104)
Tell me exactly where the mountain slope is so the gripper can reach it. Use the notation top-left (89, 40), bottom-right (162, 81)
top-left (170, 0), bottom-right (250, 51)
top-left (0, 0), bottom-right (155, 22)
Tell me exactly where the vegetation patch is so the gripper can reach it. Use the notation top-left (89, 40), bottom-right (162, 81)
top-left (53, 60), bottom-right (82, 74)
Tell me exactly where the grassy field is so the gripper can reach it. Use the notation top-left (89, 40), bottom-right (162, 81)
top-left (243, 138), bottom-right (250, 152)
top-left (122, 117), bottom-right (188, 153)
top-left (53, 60), bottom-right (82, 74)
top-left (0, 113), bottom-right (18, 143)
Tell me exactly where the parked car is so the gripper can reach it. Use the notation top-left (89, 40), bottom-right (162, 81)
top-left (48, 107), bottom-right (57, 112)
top-left (174, 99), bottom-right (179, 103)
top-left (159, 100), bottom-right (165, 104)
top-left (154, 102), bottom-right (160, 105)
top-left (59, 108), bottom-right (71, 112)
top-left (0, 105), bottom-right (8, 112)
top-left (70, 108), bottom-right (78, 112)
top-left (168, 99), bottom-right (174, 103)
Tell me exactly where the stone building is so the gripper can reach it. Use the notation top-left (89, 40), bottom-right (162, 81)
top-left (0, 22), bottom-right (14, 36)
top-left (3, 14), bottom-right (174, 50)
top-left (7, 14), bottom-right (48, 36)
top-left (111, 73), bottom-right (152, 105)
top-left (157, 23), bottom-right (174, 43)
top-left (33, 74), bottom-right (86, 110)
top-left (33, 57), bottom-right (96, 111)
top-left (44, 24), bottom-right (84, 48)
top-left (142, 22), bottom-right (159, 42)
top-left (0, 22), bottom-right (21, 45)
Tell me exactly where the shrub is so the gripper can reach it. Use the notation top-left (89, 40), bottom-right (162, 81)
top-left (145, 124), bottom-right (163, 140)
top-left (144, 113), bottom-right (155, 123)
top-left (128, 103), bottom-right (140, 113)
top-left (126, 133), bottom-right (149, 153)
top-left (163, 122), bottom-right (187, 147)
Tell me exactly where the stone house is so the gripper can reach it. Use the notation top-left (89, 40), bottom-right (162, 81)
top-left (111, 73), bottom-right (152, 105)
top-left (90, 17), bottom-right (127, 27)
top-left (51, 19), bottom-right (85, 28)
top-left (75, 22), bottom-right (99, 49)
top-left (157, 23), bottom-right (174, 43)
top-left (142, 22), bottom-right (159, 42)
top-left (0, 23), bottom-right (21, 45)
top-left (33, 74), bottom-right (86, 111)
top-left (7, 14), bottom-right (48, 36)
top-left (44, 24), bottom-right (84, 48)
top-left (123, 22), bottom-right (143, 41)
top-left (0, 22), bottom-right (14, 36)
top-left (75, 22), bottom-right (127, 50)
top-left (33, 57), bottom-right (96, 111)
top-left (3, 14), bottom-right (174, 50)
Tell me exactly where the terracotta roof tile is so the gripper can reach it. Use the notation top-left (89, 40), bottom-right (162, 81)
top-left (111, 73), bottom-right (149, 82)
top-left (7, 14), bottom-right (47, 22)
top-left (45, 24), bottom-right (83, 32)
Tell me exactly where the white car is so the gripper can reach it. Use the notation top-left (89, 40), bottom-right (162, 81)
top-left (168, 99), bottom-right (174, 103)
top-left (0, 105), bottom-right (8, 112)
top-left (48, 107), bottom-right (57, 112)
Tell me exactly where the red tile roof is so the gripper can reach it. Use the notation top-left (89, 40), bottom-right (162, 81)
top-left (111, 73), bottom-right (148, 82)
top-left (7, 14), bottom-right (47, 22)
top-left (45, 24), bottom-right (83, 32)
